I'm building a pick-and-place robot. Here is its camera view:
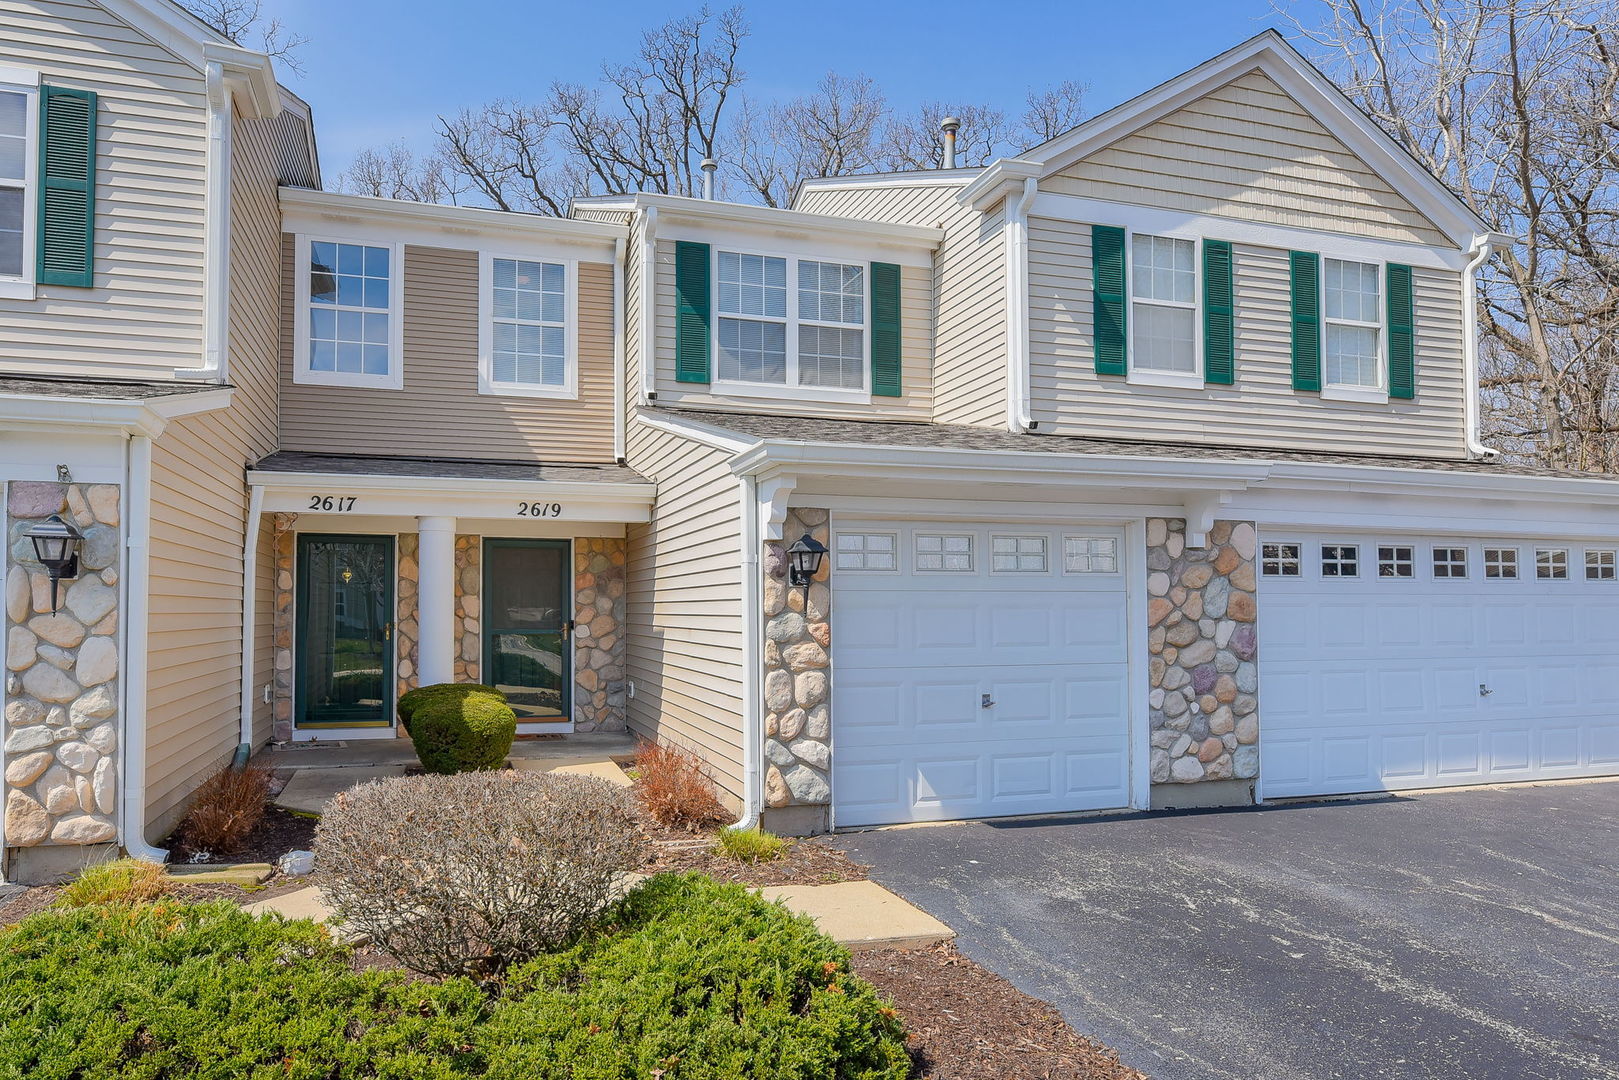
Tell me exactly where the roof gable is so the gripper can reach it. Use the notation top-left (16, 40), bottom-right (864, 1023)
top-left (1020, 30), bottom-right (1490, 248)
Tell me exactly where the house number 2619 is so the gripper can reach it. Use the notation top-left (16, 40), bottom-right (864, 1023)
top-left (518, 501), bottom-right (563, 517)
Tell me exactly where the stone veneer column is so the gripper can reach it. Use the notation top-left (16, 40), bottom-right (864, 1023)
top-left (761, 508), bottom-right (831, 820)
top-left (453, 535), bottom-right (480, 684)
top-left (395, 534), bottom-right (420, 705)
top-left (271, 514), bottom-right (296, 741)
top-left (1146, 518), bottom-right (1260, 788)
top-left (4, 481), bottom-right (122, 852)
top-left (572, 537), bottom-right (626, 731)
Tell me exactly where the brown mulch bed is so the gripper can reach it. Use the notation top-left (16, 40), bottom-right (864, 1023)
top-left (165, 805), bottom-right (319, 866)
top-left (0, 879), bottom-right (300, 926)
top-left (640, 825), bottom-right (871, 885)
top-left (853, 942), bottom-right (1149, 1080)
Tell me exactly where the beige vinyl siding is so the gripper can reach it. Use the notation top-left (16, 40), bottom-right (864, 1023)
top-left (278, 241), bottom-right (618, 463)
top-left (143, 104), bottom-right (287, 839)
top-left (1028, 220), bottom-right (1467, 457)
top-left (573, 206), bottom-right (633, 225)
top-left (625, 217), bottom-right (644, 409)
top-left (794, 181), bottom-right (1005, 427)
top-left (0, 0), bottom-right (208, 376)
top-left (1044, 70), bottom-right (1447, 247)
top-left (622, 420), bottom-right (745, 804)
top-left (649, 240), bottom-right (933, 421)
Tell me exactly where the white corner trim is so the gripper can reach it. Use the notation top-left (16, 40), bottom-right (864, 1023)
top-left (475, 250), bottom-right (580, 401)
top-left (1462, 234), bottom-right (1505, 459)
top-left (1004, 177), bottom-right (1038, 432)
top-left (730, 473), bottom-right (764, 830)
top-left (637, 206), bottom-right (658, 406)
top-left (178, 60), bottom-right (233, 382)
top-left (121, 432), bottom-right (168, 863)
top-left (613, 235), bottom-right (626, 461)
top-left (238, 482), bottom-right (264, 749)
top-left (1031, 193), bottom-right (1470, 271)
top-left (290, 235), bottom-right (406, 391)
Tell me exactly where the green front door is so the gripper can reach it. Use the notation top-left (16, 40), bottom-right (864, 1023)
top-left (483, 539), bottom-right (571, 722)
top-left (296, 535), bottom-right (394, 728)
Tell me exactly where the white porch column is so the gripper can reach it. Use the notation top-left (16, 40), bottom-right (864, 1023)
top-left (416, 516), bottom-right (457, 686)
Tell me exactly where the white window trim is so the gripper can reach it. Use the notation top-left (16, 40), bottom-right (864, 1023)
top-left (1123, 227), bottom-right (1203, 389)
top-left (1321, 257), bottom-right (1389, 402)
top-left (292, 235), bottom-right (406, 390)
top-left (833, 531), bottom-right (899, 573)
top-left (476, 251), bottom-right (579, 400)
top-left (711, 245), bottom-right (872, 403)
top-left (1061, 534), bottom-right (1122, 574)
top-left (0, 65), bottom-right (41, 299)
top-left (990, 534), bottom-right (1050, 574)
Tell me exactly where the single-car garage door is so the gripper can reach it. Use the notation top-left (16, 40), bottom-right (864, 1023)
top-left (831, 522), bottom-right (1131, 826)
top-left (1260, 532), bottom-right (1619, 798)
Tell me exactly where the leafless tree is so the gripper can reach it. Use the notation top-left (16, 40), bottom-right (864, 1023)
top-left (881, 101), bottom-right (1018, 170)
top-left (338, 142), bottom-right (464, 204)
top-left (178, 0), bottom-right (308, 74)
top-left (1023, 79), bottom-right (1089, 143)
top-left (1284, 0), bottom-right (1619, 470)
top-left (731, 73), bottom-right (887, 207)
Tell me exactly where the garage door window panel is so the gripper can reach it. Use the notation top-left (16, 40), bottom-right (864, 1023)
top-left (1484, 548), bottom-right (1519, 579)
top-left (1433, 547), bottom-right (1468, 579)
top-left (992, 536), bottom-right (1048, 573)
top-left (1378, 546), bottom-right (1414, 578)
top-left (1262, 542), bottom-right (1301, 577)
top-left (1586, 550), bottom-right (1616, 581)
top-left (915, 534), bottom-right (973, 572)
top-left (1063, 536), bottom-right (1119, 574)
top-left (1536, 548), bottom-right (1569, 580)
top-left (1321, 544), bottom-right (1359, 578)
top-left (835, 532), bottom-right (897, 572)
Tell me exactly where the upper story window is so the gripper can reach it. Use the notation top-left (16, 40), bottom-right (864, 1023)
top-left (716, 250), bottom-right (866, 394)
top-left (480, 255), bottom-right (573, 398)
top-left (0, 80), bottom-right (36, 285)
top-left (1131, 234), bottom-right (1197, 376)
top-left (294, 238), bottom-right (403, 390)
top-left (1323, 259), bottom-right (1381, 390)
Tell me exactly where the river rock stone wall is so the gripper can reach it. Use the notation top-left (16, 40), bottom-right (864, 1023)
top-left (1147, 518), bottom-right (1259, 785)
top-left (572, 537), bottom-right (626, 732)
top-left (453, 535), bottom-right (479, 684)
top-left (271, 514), bottom-right (297, 741)
top-left (4, 481), bottom-right (121, 849)
top-left (762, 508), bottom-right (831, 809)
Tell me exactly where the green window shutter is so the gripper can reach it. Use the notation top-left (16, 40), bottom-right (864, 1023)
top-left (1202, 239), bottom-right (1234, 386)
top-left (1289, 250), bottom-right (1321, 392)
top-left (1386, 262), bottom-right (1415, 400)
top-left (674, 240), bottom-right (711, 383)
top-left (36, 85), bottom-right (97, 288)
top-left (870, 261), bottom-right (902, 397)
top-left (1092, 224), bottom-right (1127, 375)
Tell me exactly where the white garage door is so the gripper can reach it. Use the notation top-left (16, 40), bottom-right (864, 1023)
top-left (1260, 533), bottom-right (1619, 799)
top-left (831, 522), bottom-right (1131, 827)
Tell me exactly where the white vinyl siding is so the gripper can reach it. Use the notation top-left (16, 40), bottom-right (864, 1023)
top-left (1026, 223), bottom-right (1468, 458)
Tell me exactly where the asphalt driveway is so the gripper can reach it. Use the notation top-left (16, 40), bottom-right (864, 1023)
top-left (832, 781), bottom-right (1619, 1080)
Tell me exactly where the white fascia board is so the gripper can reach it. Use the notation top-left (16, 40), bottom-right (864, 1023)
top-left (247, 469), bottom-right (656, 522)
top-left (634, 410), bottom-right (758, 453)
top-left (730, 438), bottom-right (1275, 492)
top-left (0, 387), bottom-right (232, 438)
top-left (202, 43), bottom-right (279, 118)
top-left (1260, 460), bottom-right (1619, 507)
top-left (279, 189), bottom-right (623, 255)
top-left (1025, 31), bottom-right (1491, 247)
top-left (957, 159), bottom-right (1043, 212)
top-left (620, 194), bottom-right (943, 255)
top-left (1031, 193), bottom-right (1470, 272)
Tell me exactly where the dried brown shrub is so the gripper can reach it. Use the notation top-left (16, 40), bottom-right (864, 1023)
top-left (176, 763), bottom-right (270, 854)
top-left (633, 739), bottom-right (730, 832)
top-left (314, 771), bottom-right (646, 977)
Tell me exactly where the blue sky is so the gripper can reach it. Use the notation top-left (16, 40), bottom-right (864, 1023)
top-left (269, 0), bottom-right (1291, 182)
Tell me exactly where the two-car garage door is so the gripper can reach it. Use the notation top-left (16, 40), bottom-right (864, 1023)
top-left (1260, 532), bottom-right (1619, 798)
top-left (830, 522), bottom-right (1132, 827)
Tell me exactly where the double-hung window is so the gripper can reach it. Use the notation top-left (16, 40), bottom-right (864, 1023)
top-left (1130, 234), bottom-right (1197, 378)
top-left (716, 250), bottom-right (866, 394)
top-left (0, 74), bottom-right (37, 289)
top-left (480, 255), bottom-right (572, 397)
top-left (296, 238), bottom-right (403, 389)
top-left (1323, 259), bottom-right (1382, 392)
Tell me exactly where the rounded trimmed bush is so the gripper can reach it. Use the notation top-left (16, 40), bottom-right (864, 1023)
top-left (397, 681), bottom-right (501, 727)
top-left (404, 685), bottom-right (516, 774)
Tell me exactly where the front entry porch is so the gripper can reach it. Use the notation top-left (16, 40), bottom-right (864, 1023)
top-left (246, 453), bottom-right (655, 745)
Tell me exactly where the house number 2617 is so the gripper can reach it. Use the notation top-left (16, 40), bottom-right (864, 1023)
top-left (518, 501), bottom-right (563, 517)
top-left (307, 495), bottom-right (357, 511)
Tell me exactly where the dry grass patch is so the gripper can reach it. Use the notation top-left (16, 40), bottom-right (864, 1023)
top-left (632, 740), bottom-right (730, 832)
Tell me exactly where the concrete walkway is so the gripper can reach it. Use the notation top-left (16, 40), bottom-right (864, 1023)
top-left (246, 877), bottom-right (951, 951)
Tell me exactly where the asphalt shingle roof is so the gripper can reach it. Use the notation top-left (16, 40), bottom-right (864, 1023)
top-left (0, 375), bottom-right (228, 401)
top-left (252, 451), bottom-right (648, 485)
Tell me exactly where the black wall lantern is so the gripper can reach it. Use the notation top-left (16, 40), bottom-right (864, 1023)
top-left (26, 514), bottom-right (83, 613)
top-left (786, 533), bottom-right (828, 592)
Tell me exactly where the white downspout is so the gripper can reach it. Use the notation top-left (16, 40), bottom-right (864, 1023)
top-left (1462, 233), bottom-right (1502, 460)
top-left (1004, 178), bottom-right (1038, 433)
top-left (612, 236), bottom-right (627, 461)
top-left (181, 61), bottom-right (232, 381)
top-left (237, 483), bottom-right (264, 749)
top-left (730, 473), bottom-right (762, 829)
top-left (122, 434), bottom-right (167, 863)
top-left (638, 206), bottom-right (659, 405)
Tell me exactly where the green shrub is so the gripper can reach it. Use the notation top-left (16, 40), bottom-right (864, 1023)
top-left (396, 682), bottom-right (501, 727)
top-left (0, 901), bottom-right (488, 1079)
top-left (714, 826), bottom-right (790, 862)
top-left (481, 874), bottom-right (910, 1079)
top-left (405, 685), bottom-right (516, 774)
top-left (53, 858), bottom-right (169, 907)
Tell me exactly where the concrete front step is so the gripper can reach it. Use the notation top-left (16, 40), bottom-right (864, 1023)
top-left (245, 877), bottom-right (952, 951)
